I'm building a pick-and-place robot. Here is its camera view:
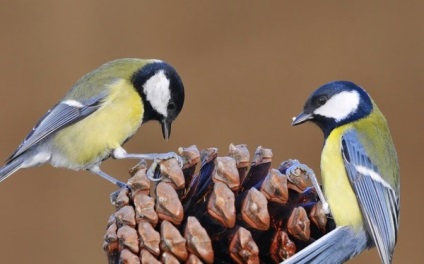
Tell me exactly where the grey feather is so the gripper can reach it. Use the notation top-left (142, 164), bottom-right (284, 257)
top-left (0, 154), bottom-right (26, 182)
top-left (342, 129), bottom-right (399, 264)
top-left (6, 94), bottom-right (106, 163)
top-left (281, 226), bottom-right (368, 264)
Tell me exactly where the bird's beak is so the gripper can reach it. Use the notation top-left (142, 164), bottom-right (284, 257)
top-left (291, 111), bottom-right (313, 126)
top-left (161, 119), bottom-right (172, 141)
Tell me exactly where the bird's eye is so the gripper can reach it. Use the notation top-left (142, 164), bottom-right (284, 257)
top-left (167, 102), bottom-right (176, 110)
top-left (317, 96), bottom-right (327, 106)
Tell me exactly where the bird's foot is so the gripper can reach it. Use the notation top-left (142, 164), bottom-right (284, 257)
top-left (286, 160), bottom-right (330, 215)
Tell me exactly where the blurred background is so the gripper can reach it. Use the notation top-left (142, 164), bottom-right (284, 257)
top-left (0, 1), bottom-right (421, 263)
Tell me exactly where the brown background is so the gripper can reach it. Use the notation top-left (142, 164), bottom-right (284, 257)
top-left (0, 1), bottom-right (421, 263)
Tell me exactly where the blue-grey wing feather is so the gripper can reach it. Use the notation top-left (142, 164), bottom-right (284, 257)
top-left (281, 226), bottom-right (368, 264)
top-left (6, 94), bottom-right (106, 163)
top-left (341, 129), bottom-right (398, 264)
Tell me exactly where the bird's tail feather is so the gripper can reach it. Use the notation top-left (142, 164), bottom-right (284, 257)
top-left (0, 158), bottom-right (24, 183)
top-left (281, 226), bottom-right (369, 264)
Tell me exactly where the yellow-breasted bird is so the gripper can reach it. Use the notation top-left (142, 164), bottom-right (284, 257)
top-left (0, 58), bottom-right (185, 187)
top-left (285, 81), bottom-right (400, 264)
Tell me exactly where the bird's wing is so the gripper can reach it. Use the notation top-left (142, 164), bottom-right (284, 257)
top-left (6, 93), bottom-right (106, 163)
top-left (281, 226), bottom-right (368, 264)
top-left (341, 129), bottom-right (399, 264)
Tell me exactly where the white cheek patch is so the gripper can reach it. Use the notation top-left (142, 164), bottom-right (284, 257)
top-left (143, 70), bottom-right (171, 117)
top-left (314, 91), bottom-right (360, 121)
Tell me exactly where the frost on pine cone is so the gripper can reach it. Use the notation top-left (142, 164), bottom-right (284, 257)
top-left (103, 144), bottom-right (335, 264)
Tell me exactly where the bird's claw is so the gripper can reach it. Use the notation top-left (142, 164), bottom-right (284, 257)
top-left (137, 152), bottom-right (183, 182)
top-left (163, 152), bottom-right (184, 167)
top-left (286, 160), bottom-right (331, 215)
top-left (285, 160), bottom-right (311, 181)
top-left (146, 159), bottom-right (163, 182)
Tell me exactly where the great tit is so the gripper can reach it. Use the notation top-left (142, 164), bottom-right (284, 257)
top-left (286, 81), bottom-right (399, 264)
top-left (0, 58), bottom-right (185, 187)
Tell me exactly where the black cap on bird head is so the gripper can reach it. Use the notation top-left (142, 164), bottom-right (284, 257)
top-left (292, 81), bottom-right (373, 137)
top-left (132, 61), bottom-right (185, 140)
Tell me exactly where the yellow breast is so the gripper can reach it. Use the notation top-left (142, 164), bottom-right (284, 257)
top-left (321, 125), bottom-right (363, 228)
top-left (52, 79), bottom-right (144, 168)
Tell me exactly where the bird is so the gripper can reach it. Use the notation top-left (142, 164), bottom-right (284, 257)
top-left (285, 81), bottom-right (400, 264)
top-left (0, 58), bottom-right (185, 188)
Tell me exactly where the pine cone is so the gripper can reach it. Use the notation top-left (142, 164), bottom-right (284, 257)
top-left (103, 144), bottom-right (335, 264)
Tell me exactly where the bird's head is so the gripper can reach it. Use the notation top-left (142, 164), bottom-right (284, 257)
top-left (292, 81), bottom-right (373, 137)
top-left (132, 61), bottom-right (185, 140)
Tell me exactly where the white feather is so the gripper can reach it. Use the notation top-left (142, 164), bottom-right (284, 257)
top-left (112, 147), bottom-right (127, 159)
top-left (143, 70), bottom-right (170, 117)
top-left (355, 165), bottom-right (394, 191)
top-left (314, 91), bottom-right (360, 121)
top-left (62, 100), bottom-right (84, 108)
top-left (21, 151), bottom-right (51, 168)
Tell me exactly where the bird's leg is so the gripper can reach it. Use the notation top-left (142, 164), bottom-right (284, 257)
top-left (112, 147), bottom-right (183, 181)
top-left (286, 160), bottom-right (330, 214)
top-left (89, 165), bottom-right (127, 188)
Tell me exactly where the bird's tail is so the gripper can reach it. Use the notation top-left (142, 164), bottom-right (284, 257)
top-left (282, 226), bottom-right (370, 264)
top-left (0, 158), bottom-right (24, 183)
